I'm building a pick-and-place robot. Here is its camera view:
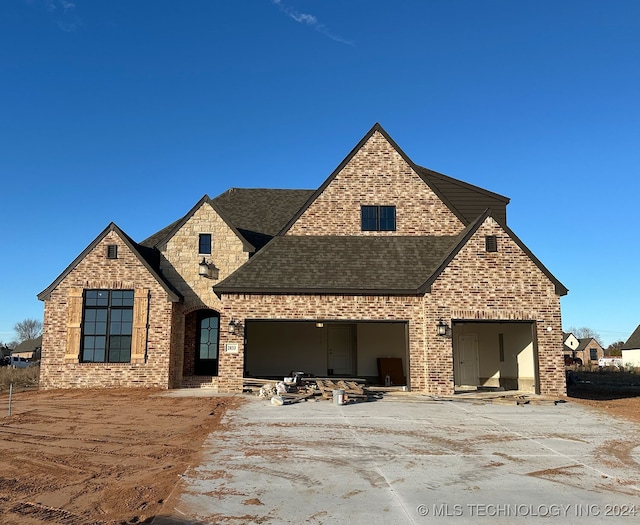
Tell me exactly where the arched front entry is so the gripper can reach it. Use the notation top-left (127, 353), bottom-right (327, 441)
top-left (184, 309), bottom-right (220, 377)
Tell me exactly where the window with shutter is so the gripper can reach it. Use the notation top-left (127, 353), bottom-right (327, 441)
top-left (65, 288), bottom-right (83, 362)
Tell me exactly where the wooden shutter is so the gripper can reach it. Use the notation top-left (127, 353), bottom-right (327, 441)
top-left (131, 288), bottom-right (149, 363)
top-left (65, 288), bottom-right (83, 362)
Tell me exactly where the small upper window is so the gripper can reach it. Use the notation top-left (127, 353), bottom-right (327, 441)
top-left (106, 245), bottom-right (118, 259)
top-left (199, 234), bottom-right (212, 254)
top-left (485, 235), bottom-right (498, 252)
top-left (361, 205), bottom-right (396, 232)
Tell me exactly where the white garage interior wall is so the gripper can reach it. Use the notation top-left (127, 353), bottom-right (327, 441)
top-left (244, 320), bottom-right (407, 383)
top-left (453, 321), bottom-right (537, 393)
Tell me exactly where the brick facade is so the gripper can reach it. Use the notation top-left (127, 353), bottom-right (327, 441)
top-left (428, 217), bottom-right (566, 396)
top-left (288, 131), bottom-right (465, 237)
top-left (40, 230), bottom-right (177, 389)
top-left (39, 125), bottom-right (567, 397)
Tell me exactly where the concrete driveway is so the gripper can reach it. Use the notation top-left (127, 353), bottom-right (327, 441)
top-left (161, 394), bottom-right (640, 524)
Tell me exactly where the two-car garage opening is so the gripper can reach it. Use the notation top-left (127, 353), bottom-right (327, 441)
top-left (243, 320), bottom-right (409, 386)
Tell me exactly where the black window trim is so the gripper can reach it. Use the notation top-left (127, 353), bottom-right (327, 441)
top-left (361, 205), bottom-right (396, 232)
top-left (80, 289), bottom-right (134, 364)
top-left (199, 233), bottom-right (212, 254)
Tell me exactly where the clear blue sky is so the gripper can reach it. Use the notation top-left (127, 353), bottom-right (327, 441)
top-left (1, 0), bottom-right (638, 347)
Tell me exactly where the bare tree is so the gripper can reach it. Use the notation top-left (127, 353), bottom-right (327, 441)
top-left (13, 318), bottom-right (43, 343)
top-left (566, 326), bottom-right (603, 347)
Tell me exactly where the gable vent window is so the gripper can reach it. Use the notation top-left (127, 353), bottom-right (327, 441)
top-left (361, 205), bottom-right (396, 232)
top-left (485, 235), bottom-right (498, 252)
top-left (199, 233), bottom-right (212, 254)
top-left (106, 245), bottom-right (118, 259)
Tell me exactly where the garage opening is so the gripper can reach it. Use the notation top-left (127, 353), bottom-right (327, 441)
top-left (244, 320), bottom-right (409, 386)
top-left (452, 321), bottom-right (538, 394)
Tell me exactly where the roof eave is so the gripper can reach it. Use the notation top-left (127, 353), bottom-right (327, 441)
top-left (213, 286), bottom-right (422, 297)
top-left (37, 223), bottom-right (182, 303)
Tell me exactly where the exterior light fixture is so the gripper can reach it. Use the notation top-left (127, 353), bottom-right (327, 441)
top-left (228, 318), bottom-right (243, 335)
top-left (198, 257), bottom-right (210, 277)
top-left (316, 322), bottom-right (324, 328)
top-left (437, 319), bottom-right (448, 336)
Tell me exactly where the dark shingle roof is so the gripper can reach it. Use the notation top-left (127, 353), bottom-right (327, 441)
top-left (140, 218), bottom-right (181, 249)
top-left (13, 336), bottom-right (42, 353)
top-left (140, 189), bottom-right (315, 252)
top-left (622, 324), bottom-right (640, 350)
top-left (215, 208), bottom-right (568, 297)
top-left (212, 188), bottom-right (315, 249)
top-left (416, 166), bottom-right (509, 224)
top-left (38, 223), bottom-right (182, 302)
top-left (576, 338), bottom-right (601, 351)
top-left (214, 235), bottom-right (460, 295)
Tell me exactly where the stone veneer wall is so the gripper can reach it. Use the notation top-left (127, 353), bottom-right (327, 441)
top-left (40, 230), bottom-right (176, 389)
top-left (157, 200), bottom-right (251, 386)
top-left (158, 201), bottom-right (249, 313)
top-left (288, 131), bottom-right (465, 237)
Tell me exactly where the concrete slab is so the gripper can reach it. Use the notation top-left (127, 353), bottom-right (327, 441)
top-left (158, 395), bottom-right (640, 524)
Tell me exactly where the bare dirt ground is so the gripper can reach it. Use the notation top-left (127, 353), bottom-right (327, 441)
top-left (0, 388), bottom-right (241, 525)
top-left (567, 369), bottom-right (640, 424)
top-left (0, 370), bottom-right (638, 524)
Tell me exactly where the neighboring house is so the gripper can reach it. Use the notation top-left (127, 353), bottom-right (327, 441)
top-left (621, 324), bottom-right (640, 368)
top-left (11, 335), bottom-right (42, 361)
top-left (574, 337), bottom-right (604, 366)
top-left (37, 123), bottom-right (568, 396)
top-left (562, 332), bottom-right (580, 360)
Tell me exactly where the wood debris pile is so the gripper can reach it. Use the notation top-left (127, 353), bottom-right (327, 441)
top-left (244, 376), bottom-right (380, 405)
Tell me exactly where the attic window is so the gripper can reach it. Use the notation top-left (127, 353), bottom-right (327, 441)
top-left (199, 234), bottom-right (212, 254)
top-left (106, 245), bottom-right (118, 259)
top-left (361, 205), bottom-right (396, 231)
top-left (485, 235), bottom-right (498, 252)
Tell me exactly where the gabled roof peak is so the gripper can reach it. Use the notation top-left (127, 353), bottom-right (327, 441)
top-left (37, 222), bottom-right (182, 302)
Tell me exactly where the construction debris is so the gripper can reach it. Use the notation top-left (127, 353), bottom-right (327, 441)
top-left (247, 374), bottom-right (379, 405)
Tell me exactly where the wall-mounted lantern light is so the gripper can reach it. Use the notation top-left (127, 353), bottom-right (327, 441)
top-left (199, 257), bottom-right (210, 277)
top-left (437, 319), bottom-right (448, 336)
top-left (228, 318), bottom-right (243, 335)
top-left (199, 258), bottom-right (219, 279)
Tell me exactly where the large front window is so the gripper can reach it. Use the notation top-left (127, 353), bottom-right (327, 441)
top-left (81, 290), bottom-right (134, 363)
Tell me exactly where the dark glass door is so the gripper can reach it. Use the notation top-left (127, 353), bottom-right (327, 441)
top-left (195, 311), bottom-right (219, 375)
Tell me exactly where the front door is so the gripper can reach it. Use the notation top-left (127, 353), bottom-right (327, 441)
top-left (195, 311), bottom-right (219, 376)
top-left (327, 324), bottom-right (354, 376)
top-left (456, 334), bottom-right (479, 387)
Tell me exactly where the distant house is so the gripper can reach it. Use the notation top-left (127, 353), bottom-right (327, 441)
top-left (562, 332), bottom-right (580, 359)
top-left (621, 324), bottom-right (640, 368)
top-left (37, 123), bottom-right (568, 396)
top-left (574, 337), bottom-right (604, 366)
top-left (12, 336), bottom-right (42, 361)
